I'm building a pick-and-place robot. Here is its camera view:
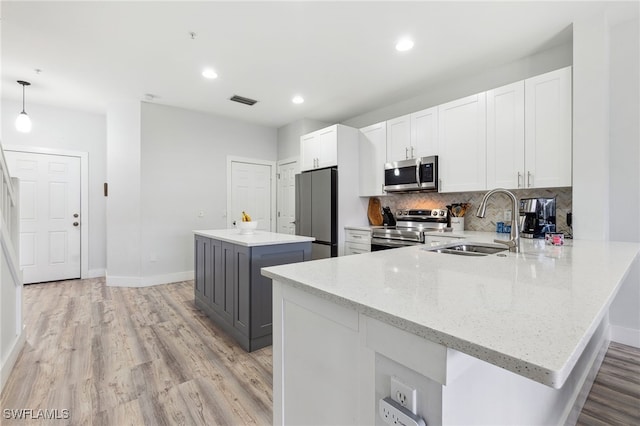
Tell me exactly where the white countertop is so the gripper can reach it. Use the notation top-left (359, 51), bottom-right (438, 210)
top-left (194, 229), bottom-right (314, 247)
top-left (262, 233), bottom-right (639, 388)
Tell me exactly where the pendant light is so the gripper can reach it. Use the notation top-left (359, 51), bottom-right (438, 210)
top-left (15, 80), bottom-right (32, 133)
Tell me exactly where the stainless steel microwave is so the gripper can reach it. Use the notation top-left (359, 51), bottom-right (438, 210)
top-left (383, 155), bottom-right (438, 192)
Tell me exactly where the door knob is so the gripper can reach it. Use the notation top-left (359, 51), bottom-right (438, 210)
top-left (73, 222), bottom-right (79, 227)
top-left (233, 220), bottom-right (237, 225)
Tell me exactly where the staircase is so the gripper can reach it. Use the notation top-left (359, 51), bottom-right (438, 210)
top-left (0, 140), bottom-right (23, 393)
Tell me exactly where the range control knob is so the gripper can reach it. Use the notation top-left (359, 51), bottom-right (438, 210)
top-left (404, 210), bottom-right (409, 215)
top-left (439, 210), bottom-right (445, 216)
top-left (396, 211), bottom-right (402, 216)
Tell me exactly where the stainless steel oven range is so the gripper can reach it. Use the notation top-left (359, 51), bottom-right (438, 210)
top-left (370, 209), bottom-right (449, 251)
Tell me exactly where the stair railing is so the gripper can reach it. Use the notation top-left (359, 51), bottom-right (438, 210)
top-left (0, 141), bottom-right (21, 285)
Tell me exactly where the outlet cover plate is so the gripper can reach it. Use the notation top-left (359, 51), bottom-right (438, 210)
top-left (390, 376), bottom-right (417, 414)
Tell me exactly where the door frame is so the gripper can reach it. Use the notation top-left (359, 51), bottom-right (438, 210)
top-left (226, 156), bottom-right (277, 231)
top-left (4, 145), bottom-right (89, 279)
top-left (276, 156), bottom-right (299, 233)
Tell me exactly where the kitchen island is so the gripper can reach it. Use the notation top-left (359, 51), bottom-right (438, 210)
top-left (194, 229), bottom-right (313, 351)
top-left (261, 235), bottom-right (639, 425)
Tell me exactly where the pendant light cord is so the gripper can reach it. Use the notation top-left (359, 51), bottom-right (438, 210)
top-left (17, 80), bottom-right (30, 114)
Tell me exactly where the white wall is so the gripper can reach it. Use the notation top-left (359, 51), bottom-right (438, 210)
top-left (0, 101), bottom-right (107, 276)
top-left (139, 102), bottom-right (277, 282)
top-left (607, 17), bottom-right (640, 345)
top-left (572, 13), bottom-right (610, 241)
top-left (609, 18), bottom-right (639, 244)
top-left (106, 101), bottom-right (142, 283)
top-left (277, 118), bottom-right (329, 160)
top-left (341, 42), bottom-right (572, 129)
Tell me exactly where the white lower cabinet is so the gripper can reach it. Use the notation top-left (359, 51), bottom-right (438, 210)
top-left (345, 242), bottom-right (370, 255)
top-left (344, 227), bottom-right (371, 255)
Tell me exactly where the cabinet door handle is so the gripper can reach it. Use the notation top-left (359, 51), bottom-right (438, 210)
top-left (439, 179), bottom-right (442, 190)
top-left (517, 172), bottom-right (522, 188)
top-left (411, 146), bottom-right (415, 158)
top-left (527, 171), bottom-right (532, 187)
top-left (405, 147), bottom-right (409, 159)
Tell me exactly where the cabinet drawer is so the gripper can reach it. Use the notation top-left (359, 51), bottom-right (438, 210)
top-left (345, 229), bottom-right (371, 244)
top-left (345, 241), bottom-right (370, 255)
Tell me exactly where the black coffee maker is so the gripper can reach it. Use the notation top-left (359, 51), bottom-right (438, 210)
top-left (519, 197), bottom-right (556, 238)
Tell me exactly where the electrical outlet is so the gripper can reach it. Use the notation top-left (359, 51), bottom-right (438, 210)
top-left (504, 210), bottom-right (512, 222)
top-left (390, 376), bottom-right (417, 414)
top-left (379, 397), bottom-right (426, 426)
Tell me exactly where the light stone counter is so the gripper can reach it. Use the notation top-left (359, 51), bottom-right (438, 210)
top-left (262, 235), bottom-right (639, 388)
top-left (194, 229), bottom-right (314, 247)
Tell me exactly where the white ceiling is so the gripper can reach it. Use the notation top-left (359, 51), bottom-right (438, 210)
top-left (1, 1), bottom-right (637, 128)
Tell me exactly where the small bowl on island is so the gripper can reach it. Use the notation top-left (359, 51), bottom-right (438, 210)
top-left (237, 221), bottom-right (258, 235)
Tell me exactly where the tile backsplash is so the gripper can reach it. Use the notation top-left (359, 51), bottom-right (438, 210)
top-left (377, 187), bottom-right (572, 235)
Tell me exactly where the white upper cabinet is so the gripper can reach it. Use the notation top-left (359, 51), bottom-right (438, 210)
top-left (486, 81), bottom-right (525, 189)
top-left (300, 125), bottom-right (338, 172)
top-left (524, 66), bottom-right (572, 188)
top-left (438, 93), bottom-right (487, 193)
top-left (386, 115), bottom-right (411, 161)
top-left (300, 133), bottom-right (318, 171)
top-left (358, 121), bottom-right (387, 197)
top-left (386, 108), bottom-right (438, 162)
top-left (410, 107), bottom-right (438, 157)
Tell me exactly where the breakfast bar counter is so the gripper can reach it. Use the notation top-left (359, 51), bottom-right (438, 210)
top-left (262, 235), bottom-right (639, 425)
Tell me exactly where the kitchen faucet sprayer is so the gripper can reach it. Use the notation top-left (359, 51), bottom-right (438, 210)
top-left (476, 188), bottom-right (520, 253)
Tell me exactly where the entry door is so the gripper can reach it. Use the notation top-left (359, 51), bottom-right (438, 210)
top-left (277, 160), bottom-right (297, 235)
top-left (5, 151), bottom-right (81, 283)
top-left (229, 161), bottom-right (272, 231)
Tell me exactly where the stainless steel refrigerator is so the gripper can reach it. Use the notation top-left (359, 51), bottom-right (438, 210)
top-left (295, 167), bottom-right (337, 259)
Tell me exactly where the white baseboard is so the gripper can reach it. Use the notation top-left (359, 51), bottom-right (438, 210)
top-left (610, 324), bottom-right (640, 348)
top-left (106, 270), bottom-right (194, 287)
top-left (0, 326), bottom-right (26, 394)
top-left (87, 268), bottom-right (106, 278)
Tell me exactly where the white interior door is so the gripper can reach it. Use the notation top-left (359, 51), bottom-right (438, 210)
top-left (277, 160), bottom-right (297, 235)
top-left (229, 161), bottom-right (273, 231)
top-left (5, 151), bottom-right (81, 284)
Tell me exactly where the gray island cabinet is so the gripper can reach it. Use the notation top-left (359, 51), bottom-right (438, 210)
top-left (193, 229), bottom-right (313, 351)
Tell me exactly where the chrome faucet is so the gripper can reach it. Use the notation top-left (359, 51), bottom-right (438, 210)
top-left (476, 188), bottom-right (520, 253)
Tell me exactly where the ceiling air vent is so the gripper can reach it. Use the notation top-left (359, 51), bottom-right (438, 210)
top-left (230, 94), bottom-right (258, 106)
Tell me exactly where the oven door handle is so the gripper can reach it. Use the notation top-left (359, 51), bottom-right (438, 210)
top-left (371, 238), bottom-right (422, 248)
top-left (415, 157), bottom-right (422, 189)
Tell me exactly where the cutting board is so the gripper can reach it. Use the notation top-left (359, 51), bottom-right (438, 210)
top-left (367, 197), bottom-right (383, 226)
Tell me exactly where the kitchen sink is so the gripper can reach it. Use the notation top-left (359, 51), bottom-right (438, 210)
top-left (423, 242), bottom-right (508, 257)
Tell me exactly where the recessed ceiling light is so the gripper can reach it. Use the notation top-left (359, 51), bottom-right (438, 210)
top-left (202, 68), bottom-right (218, 79)
top-left (395, 38), bottom-right (414, 52)
top-left (292, 95), bottom-right (304, 104)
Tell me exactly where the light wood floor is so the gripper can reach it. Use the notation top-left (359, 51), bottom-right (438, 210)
top-left (1, 278), bottom-right (639, 425)
top-left (577, 342), bottom-right (640, 425)
top-left (0, 278), bottom-right (273, 425)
